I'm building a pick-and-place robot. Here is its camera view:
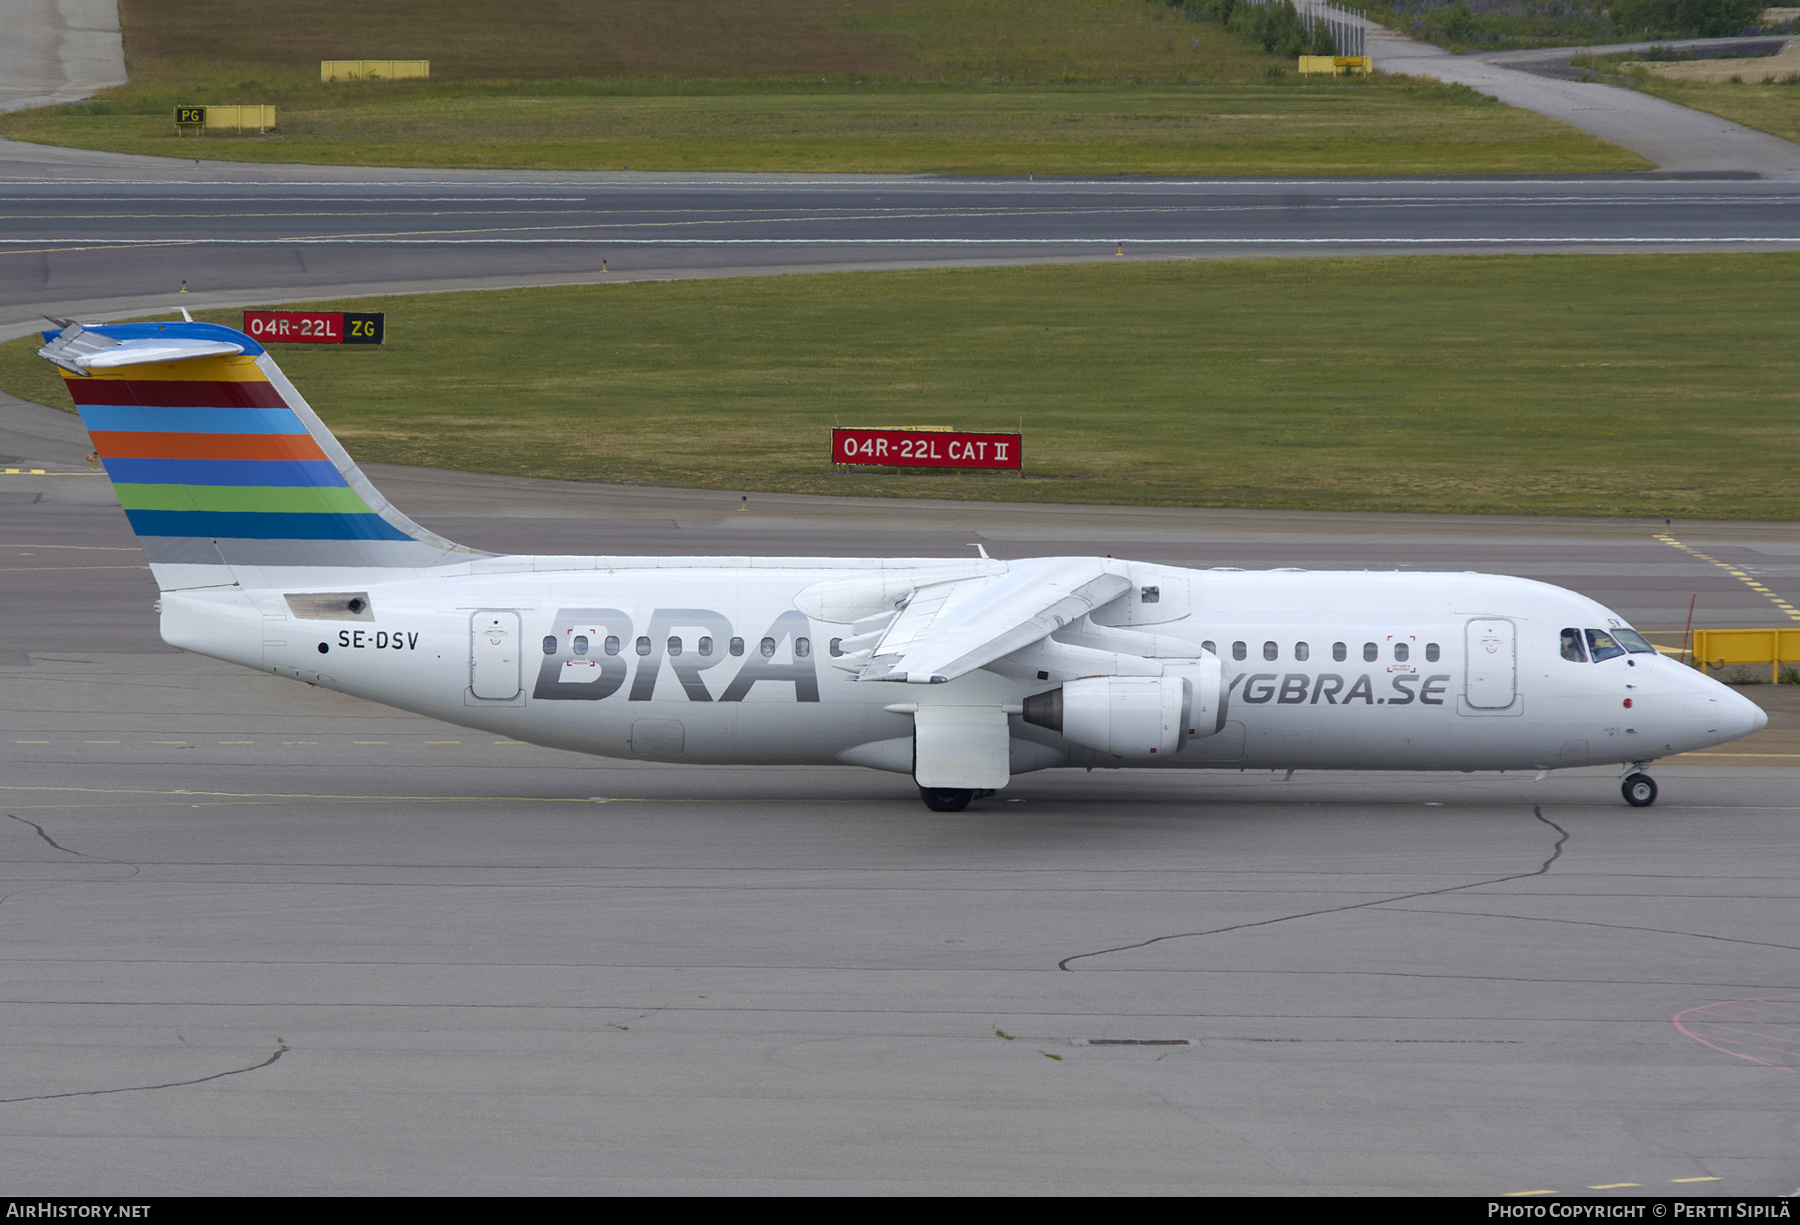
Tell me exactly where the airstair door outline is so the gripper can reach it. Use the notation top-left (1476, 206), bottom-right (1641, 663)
top-left (1464, 617), bottom-right (1517, 710)
top-left (470, 610), bottom-right (521, 700)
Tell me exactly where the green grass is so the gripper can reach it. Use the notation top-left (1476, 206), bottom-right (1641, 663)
top-left (0, 0), bottom-right (1648, 175)
top-left (1604, 69), bottom-right (1800, 148)
top-left (7, 255), bottom-right (1799, 519)
top-left (2, 80), bottom-right (1643, 175)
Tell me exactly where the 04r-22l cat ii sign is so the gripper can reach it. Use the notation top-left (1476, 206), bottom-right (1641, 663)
top-left (38, 318), bottom-right (1764, 812)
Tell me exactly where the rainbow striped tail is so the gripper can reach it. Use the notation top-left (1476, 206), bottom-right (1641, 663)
top-left (39, 319), bottom-right (484, 591)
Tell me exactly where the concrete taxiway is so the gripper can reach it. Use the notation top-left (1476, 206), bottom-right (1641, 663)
top-left (2, 391), bottom-right (1798, 1195)
top-left (3, 5), bottom-right (1797, 1194)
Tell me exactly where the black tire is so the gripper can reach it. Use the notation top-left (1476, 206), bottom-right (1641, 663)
top-left (919, 786), bottom-right (975, 813)
top-left (1622, 774), bottom-right (1658, 808)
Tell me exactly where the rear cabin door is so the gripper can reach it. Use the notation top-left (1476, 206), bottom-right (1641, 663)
top-left (1464, 618), bottom-right (1517, 709)
top-left (470, 611), bottom-right (521, 700)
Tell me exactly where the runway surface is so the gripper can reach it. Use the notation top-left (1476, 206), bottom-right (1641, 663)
top-left (3, 399), bottom-right (1799, 1195)
top-left (7, 170), bottom-right (1800, 339)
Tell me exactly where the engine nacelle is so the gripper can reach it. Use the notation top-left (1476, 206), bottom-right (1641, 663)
top-left (1163, 656), bottom-right (1225, 742)
top-left (1022, 656), bottom-right (1224, 758)
top-left (1024, 675), bottom-right (1184, 758)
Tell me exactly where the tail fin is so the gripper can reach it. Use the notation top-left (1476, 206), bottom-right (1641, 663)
top-left (38, 318), bottom-right (485, 591)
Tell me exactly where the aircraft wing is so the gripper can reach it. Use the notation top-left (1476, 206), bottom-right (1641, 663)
top-left (857, 557), bottom-right (1131, 684)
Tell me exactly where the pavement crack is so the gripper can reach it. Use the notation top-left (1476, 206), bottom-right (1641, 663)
top-left (1058, 806), bottom-right (1567, 971)
top-left (7, 812), bottom-right (140, 878)
top-left (0, 1043), bottom-right (287, 1104)
top-left (1376, 906), bottom-right (1800, 954)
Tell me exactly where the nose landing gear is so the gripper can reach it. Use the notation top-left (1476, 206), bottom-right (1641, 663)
top-left (1621, 771), bottom-right (1658, 807)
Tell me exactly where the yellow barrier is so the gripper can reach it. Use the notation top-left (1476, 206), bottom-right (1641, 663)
top-left (174, 105), bottom-right (276, 133)
top-left (1691, 627), bottom-right (1800, 683)
top-left (321, 60), bottom-right (430, 82)
top-left (1298, 55), bottom-right (1372, 75)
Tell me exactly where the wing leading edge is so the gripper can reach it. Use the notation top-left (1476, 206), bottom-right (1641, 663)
top-left (854, 557), bottom-right (1132, 684)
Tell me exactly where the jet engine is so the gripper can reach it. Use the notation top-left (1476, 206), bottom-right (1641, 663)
top-left (1022, 657), bottom-right (1223, 758)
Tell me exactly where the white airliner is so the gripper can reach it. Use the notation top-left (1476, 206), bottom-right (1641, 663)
top-left (39, 318), bottom-right (1766, 811)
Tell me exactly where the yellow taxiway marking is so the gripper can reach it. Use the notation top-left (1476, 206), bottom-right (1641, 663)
top-left (82, 740), bottom-right (119, 744)
top-left (1671, 1176), bottom-right (1721, 1183)
top-left (1676, 751), bottom-right (1800, 758)
top-left (1589, 1183), bottom-right (1641, 1189)
top-left (1656, 533), bottom-right (1800, 623)
top-left (14, 740), bottom-right (47, 744)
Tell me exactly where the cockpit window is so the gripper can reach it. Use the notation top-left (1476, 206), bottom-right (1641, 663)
top-left (1560, 628), bottom-right (1587, 663)
top-left (1585, 628), bottom-right (1625, 662)
top-left (1615, 628), bottom-right (1656, 655)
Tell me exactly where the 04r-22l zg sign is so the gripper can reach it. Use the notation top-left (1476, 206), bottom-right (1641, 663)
top-left (832, 428), bottom-right (1021, 470)
top-left (243, 310), bottom-right (385, 345)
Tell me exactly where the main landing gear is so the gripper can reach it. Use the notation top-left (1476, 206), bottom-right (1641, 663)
top-left (1621, 770), bottom-right (1659, 808)
top-left (919, 786), bottom-right (975, 813)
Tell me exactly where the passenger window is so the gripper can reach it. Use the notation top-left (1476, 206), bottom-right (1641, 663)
top-left (1585, 628), bottom-right (1625, 662)
top-left (573, 634), bottom-right (588, 657)
top-left (636, 636), bottom-right (651, 656)
top-left (604, 635), bottom-right (620, 656)
top-left (1202, 640), bottom-right (1216, 655)
top-left (698, 636), bottom-right (713, 657)
top-left (1560, 628), bottom-right (1586, 663)
top-left (667, 636), bottom-right (682, 656)
top-left (829, 638), bottom-right (842, 657)
top-left (1294, 642), bottom-right (1309, 662)
top-left (730, 637), bottom-right (744, 657)
top-left (1263, 641), bottom-right (1279, 661)
top-left (1394, 642), bottom-right (1409, 662)
top-left (1426, 642), bottom-right (1439, 662)
top-left (1333, 642), bottom-right (1347, 662)
top-left (795, 637), bottom-right (811, 658)
top-left (542, 635), bottom-right (557, 656)
top-left (760, 637), bottom-right (776, 658)
top-left (1363, 642), bottom-right (1378, 663)
top-left (1232, 641), bottom-right (1247, 661)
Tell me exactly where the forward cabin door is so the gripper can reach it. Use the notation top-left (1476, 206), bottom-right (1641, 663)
top-left (1464, 618), bottom-right (1517, 709)
top-left (470, 611), bottom-right (522, 700)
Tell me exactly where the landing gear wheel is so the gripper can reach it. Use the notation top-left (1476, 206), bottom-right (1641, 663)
top-left (919, 786), bottom-right (975, 813)
top-left (1622, 773), bottom-right (1658, 807)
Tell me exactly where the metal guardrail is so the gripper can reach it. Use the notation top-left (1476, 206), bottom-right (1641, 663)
top-left (320, 60), bottom-right (430, 82)
top-left (1691, 628), bottom-right (1800, 682)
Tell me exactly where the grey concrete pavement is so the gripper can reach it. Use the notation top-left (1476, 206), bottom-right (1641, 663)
top-left (3, 460), bottom-right (1799, 1194)
top-left (0, 0), bottom-right (123, 114)
top-left (1364, 23), bottom-right (1800, 174)
top-left (6, 174), bottom-right (1800, 344)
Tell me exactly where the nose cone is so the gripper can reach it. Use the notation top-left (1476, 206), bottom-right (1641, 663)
top-left (1679, 666), bottom-right (1768, 749)
top-left (1724, 687), bottom-right (1770, 739)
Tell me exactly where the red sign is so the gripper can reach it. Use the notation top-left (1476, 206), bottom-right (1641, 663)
top-left (243, 310), bottom-right (384, 345)
top-left (832, 428), bottom-right (1021, 470)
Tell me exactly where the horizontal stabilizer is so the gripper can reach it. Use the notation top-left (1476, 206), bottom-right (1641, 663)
top-left (39, 323), bottom-right (243, 375)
